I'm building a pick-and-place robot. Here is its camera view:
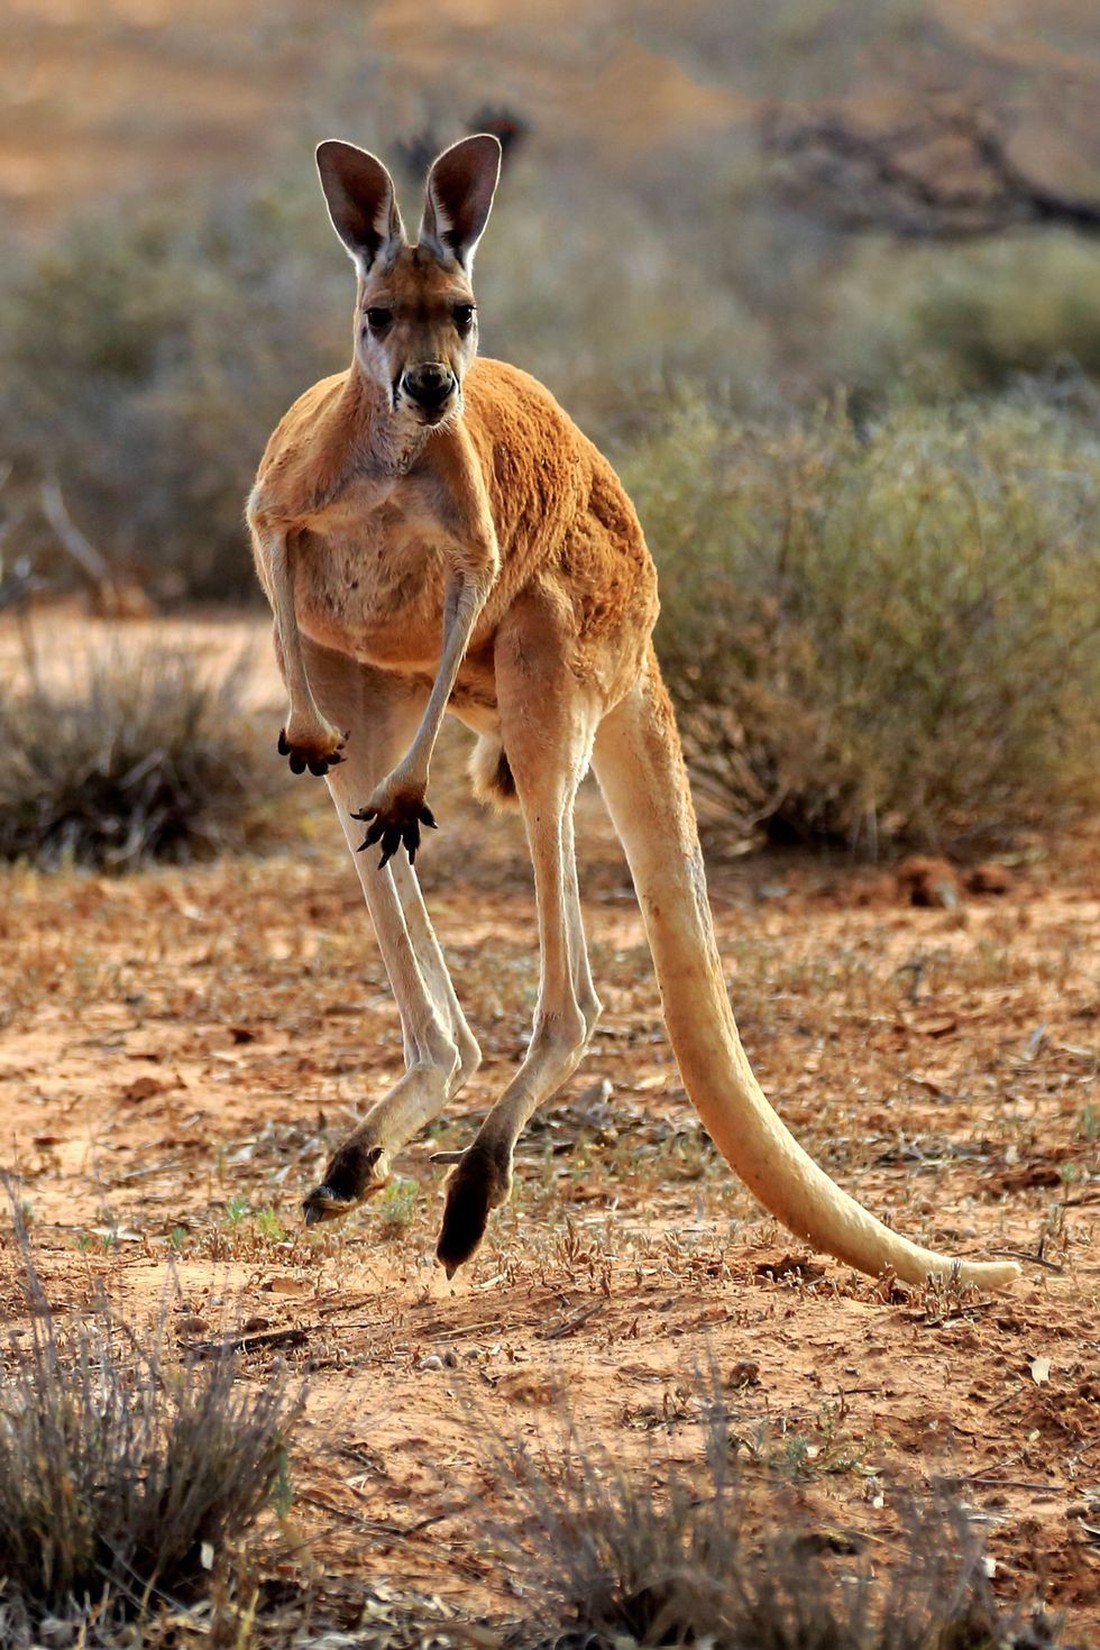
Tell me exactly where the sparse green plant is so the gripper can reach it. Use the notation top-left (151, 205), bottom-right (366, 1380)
top-left (253, 1205), bottom-right (290, 1243)
top-left (629, 390), bottom-right (1100, 851)
top-left (375, 1175), bottom-right (421, 1240)
top-left (0, 640), bottom-right (287, 870)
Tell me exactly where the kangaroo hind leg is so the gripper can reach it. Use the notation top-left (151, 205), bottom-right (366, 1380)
top-left (437, 605), bottom-right (602, 1275)
top-left (296, 643), bottom-right (480, 1224)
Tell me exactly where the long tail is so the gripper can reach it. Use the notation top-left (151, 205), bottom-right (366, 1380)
top-left (592, 648), bottom-right (1019, 1291)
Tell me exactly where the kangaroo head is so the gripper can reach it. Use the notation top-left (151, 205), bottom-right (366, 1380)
top-left (316, 134), bottom-right (501, 430)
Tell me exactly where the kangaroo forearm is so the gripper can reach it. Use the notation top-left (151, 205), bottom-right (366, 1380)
top-left (398, 577), bottom-right (488, 787)
top-left (265, 534), bottom-right (325, 733)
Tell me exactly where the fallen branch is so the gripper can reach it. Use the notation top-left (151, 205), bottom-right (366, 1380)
top-left (40, 476), bottom-right (152, 616)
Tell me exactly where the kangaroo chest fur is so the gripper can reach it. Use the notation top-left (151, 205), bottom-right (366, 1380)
top-left (292, 472), bottom-right (459, 672)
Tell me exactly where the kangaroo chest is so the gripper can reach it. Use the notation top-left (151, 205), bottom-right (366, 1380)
top-left (292, 477), bottom-right (454, 669)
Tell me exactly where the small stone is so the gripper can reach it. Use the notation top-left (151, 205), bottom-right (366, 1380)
top-left (728, 1359), bottom-right (761, 1389)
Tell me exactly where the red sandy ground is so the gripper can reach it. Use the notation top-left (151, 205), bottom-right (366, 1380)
top-left (1, 613), bottom-right (1097, 1640)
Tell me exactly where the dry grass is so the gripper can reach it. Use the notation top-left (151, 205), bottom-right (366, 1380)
top-left (0, 637), bottom-right (287, 868)
top-left (486, 1391), bottom-right (1053, 1650)
top-left (0, 1213), bottom-right (303, 1644)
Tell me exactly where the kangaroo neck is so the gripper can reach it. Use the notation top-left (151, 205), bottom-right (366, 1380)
top-left (337, 360), bottom-right (432, 480)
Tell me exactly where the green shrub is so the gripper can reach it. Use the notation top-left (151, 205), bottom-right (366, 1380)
top-left (0, 640), bottom-right (286, 868)
top-left (0, 190), bottom-right (341, 601)
top-left (628, 391), bottom-right (1100, 850)
top-left (824, 234), bottom-right (1100, 402)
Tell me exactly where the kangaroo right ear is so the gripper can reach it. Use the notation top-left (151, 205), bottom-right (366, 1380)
top-left (316, 141), bottom-right (405, 274)
top-left (419, 134), bottom-right (501, 269)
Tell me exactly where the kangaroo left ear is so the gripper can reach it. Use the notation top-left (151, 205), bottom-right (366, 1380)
top-left (316, 140), bottom-right (405, 275)
top-left (418, 134), bottom-right (502, 269)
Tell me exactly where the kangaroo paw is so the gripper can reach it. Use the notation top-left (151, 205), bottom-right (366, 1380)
top-left (352, 797), bottom-right (437, 868)
top-left (278, 726), bottom-right (348, 778)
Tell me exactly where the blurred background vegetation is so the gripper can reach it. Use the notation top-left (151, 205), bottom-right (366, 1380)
top-left (1, 0), bottom-right (1098, 853)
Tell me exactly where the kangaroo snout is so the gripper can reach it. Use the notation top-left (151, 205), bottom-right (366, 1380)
top-left (402, 362), bottom-right (456, 417)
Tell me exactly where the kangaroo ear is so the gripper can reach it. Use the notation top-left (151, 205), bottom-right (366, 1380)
top-left (418, 134), bottom-right (502, 269)
top-left (316, 140), bottom-right (405, 274)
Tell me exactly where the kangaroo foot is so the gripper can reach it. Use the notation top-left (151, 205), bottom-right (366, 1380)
top-left (435, 1139), bottom-right (513, 1278)
top-left (302, 1138), bottom-right (389, 1227)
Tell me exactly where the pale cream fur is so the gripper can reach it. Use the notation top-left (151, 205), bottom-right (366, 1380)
top-left (247, 134), bottom-right (1020, 1290)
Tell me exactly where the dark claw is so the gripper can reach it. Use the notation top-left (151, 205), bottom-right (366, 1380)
top-left (301, 1182), bottom-right (355, 1227)
top-left (353, 798), bottom-right (440, 868)
top-left (360, 818), bottom-right (385, 849)
top-left (437, 1171), bottom-right (493, 1278)
top-left (378, 825), bottom-right (402, 867)
top-left (436, 1141), bottom-right (513, 1278)
top-left (280, 727), bottom-right (344, 777)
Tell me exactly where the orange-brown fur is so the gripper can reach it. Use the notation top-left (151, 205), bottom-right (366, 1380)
top-left (247, 135), bottom-right (1019, 1290)
top-left (254, 358), bottom-right (655, 694)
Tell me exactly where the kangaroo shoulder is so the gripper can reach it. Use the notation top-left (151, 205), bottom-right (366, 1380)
top-left (250, 373), bottom-right (356, 523)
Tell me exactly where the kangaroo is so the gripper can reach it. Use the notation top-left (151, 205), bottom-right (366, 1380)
top-left (247, 134), bottom-right (1020, 1290)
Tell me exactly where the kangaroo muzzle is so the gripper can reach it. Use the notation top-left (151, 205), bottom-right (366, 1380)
top-left (401, 362), bottom-right (457, 420)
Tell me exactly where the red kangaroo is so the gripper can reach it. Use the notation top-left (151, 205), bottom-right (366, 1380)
top-left (247, 134), bottom-right (1019, 1289)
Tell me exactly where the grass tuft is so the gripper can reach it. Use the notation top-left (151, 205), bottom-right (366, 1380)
top-left (0, 639), bottom-right (285, 869)
top-left (0, 1215), bottom-right (303, 1642)
top-left (489, 1393), bottom-right (1054, 1650)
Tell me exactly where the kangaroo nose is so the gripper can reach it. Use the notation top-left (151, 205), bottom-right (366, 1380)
top-left (403, 363), bottom-right (455, 411)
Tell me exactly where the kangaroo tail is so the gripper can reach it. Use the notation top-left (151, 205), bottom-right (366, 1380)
top-left (591, 648), bottom-right (1019, 1291)
top-left (469, 734), bottom-right (520, 811)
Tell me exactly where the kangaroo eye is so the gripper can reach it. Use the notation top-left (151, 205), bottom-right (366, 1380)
top-left (365, 307), bottom-right (393, 332)
top-left (452, 303), bottom-right (476, 333)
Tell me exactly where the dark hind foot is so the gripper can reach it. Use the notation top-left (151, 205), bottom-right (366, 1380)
top-left (435, 1139), bottom-right (513, 1278)
top-left (302, 1139), bottom-right (389, 1227)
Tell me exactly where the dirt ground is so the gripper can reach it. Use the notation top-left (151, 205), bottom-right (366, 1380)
top-left (2, 613), bottom-right (1098, 1641)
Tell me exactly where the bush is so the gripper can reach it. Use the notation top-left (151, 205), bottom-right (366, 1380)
top-left (0, 189), bottom-right (342, 601)
top-left (824, 235), bottom-right (1100, 403)
top-left (0, 638), bottom-right (287, 868)
top-left (0, 135), bottom-right (774, 600)
top-left (490, 1395), bottom-right (1040, 1650)
top-left (627, 391), bottom-right (1100, 851)
top-left (0, 1223), bottom-right (302, 1641)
